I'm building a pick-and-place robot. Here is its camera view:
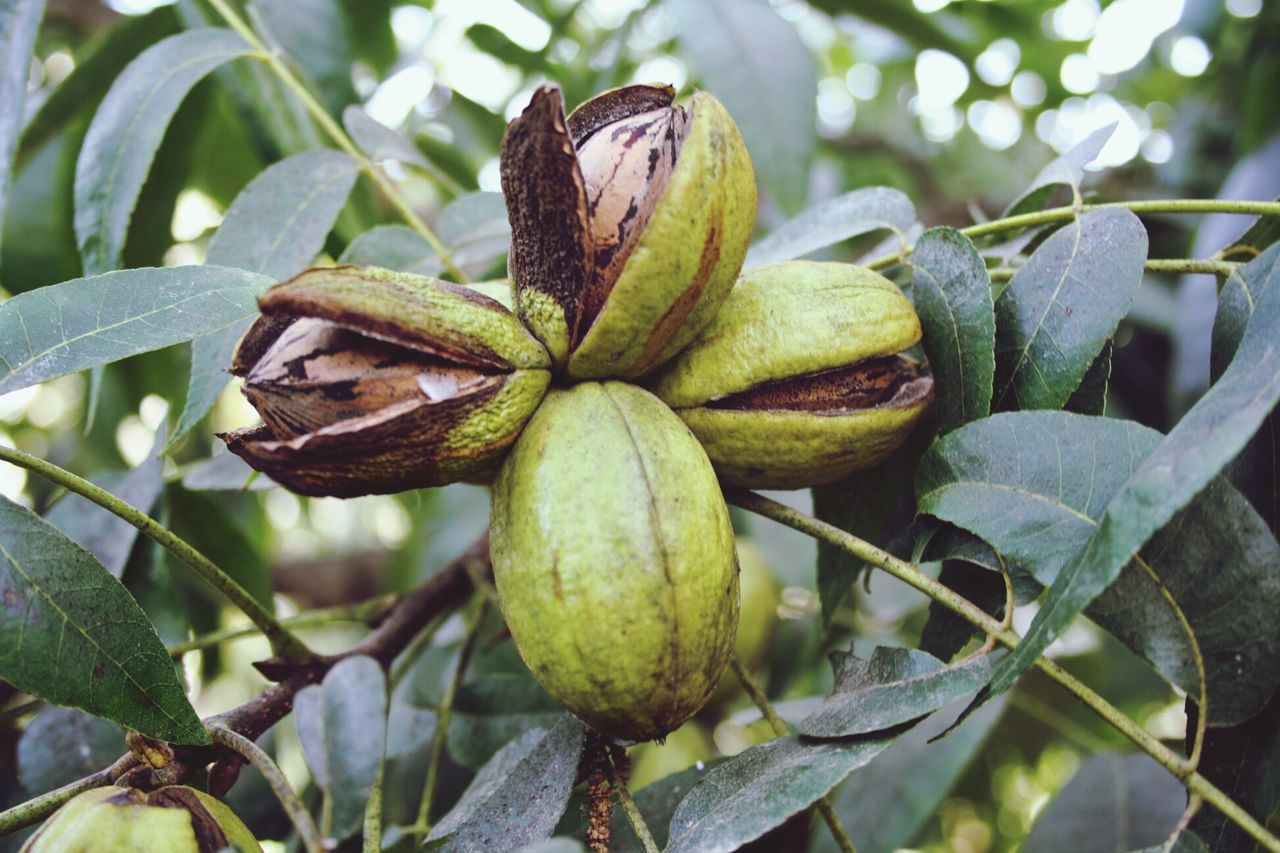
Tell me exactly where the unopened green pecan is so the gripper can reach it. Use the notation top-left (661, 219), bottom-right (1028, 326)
top-left (221, 265), bottom-right (550, 497)
top-left (500, 83), bottom-right (756, 379)
top-left (490, 381), bottom-right (739, 741)
top-left (649, 261), bottom-right (934, 489)
top-left (22, 786), bottom-right (260, 853)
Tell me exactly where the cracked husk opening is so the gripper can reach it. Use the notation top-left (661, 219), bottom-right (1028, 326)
top-left (241, 317), bottom-right (504, 440)
top-left (705, 354), bottom-right (934, 415)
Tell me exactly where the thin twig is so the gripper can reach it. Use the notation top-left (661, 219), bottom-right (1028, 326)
top-left (730, 657), bottom-right (858, 853)
top-left (210, 726), bottom-right (323, 853)
top-left (988, 258), bottom-right (1241, 282)
top-left (0, 445), bottom-right (311, 662)
top-left (726, 488), bottom-right (1280, 853)
top-left (0, 754), bottom-right (139, 835)
top-left (388, 612), bottom-right (448, 689)
top-left (1163, 795), bottom-right (1204, 853)
top-left (866, 199), bottom-right (1280, 271)
top-left (613, 779), bottom-right (659, 853)
top-left (205, 0), bottom-right (465, 281)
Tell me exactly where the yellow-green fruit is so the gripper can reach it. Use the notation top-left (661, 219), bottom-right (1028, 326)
top-left (22, 785), bottom-right (261, 853)
top-left (628, 721), bottom-right (716, 790)
top-left (649, 261), bottom-right (934, 489)
top-left (706, 539), bottom-right (780, 709)
top-left (491, 382), bottom-right (739, 741)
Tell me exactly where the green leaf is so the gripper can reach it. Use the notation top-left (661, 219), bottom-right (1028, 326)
top-left (667, 0), bottom-right (817, 214)
top-left (1188, 690), bottom-right (1280, 852)
top-left (1063, 339), bottom-right (1112, 416)
top-left (993, 208), bottom-right (1148, 411)
top-left (917, 411), bottom-right (1280, 724)
top-left (206, 149), bottom-right (360, 279)
top-left (294, 656), bottom-right (387, 841)
top-left (17, 707), bottom-right (123, 796)
top-left (447, 672), bottom-right (562, 769)
top-left (438, 191), bottom-right (511, 279)
top-left (170, 149), bottom-right (360, 446)
top-left (44, 452), bottom-right (164, 580)
top-left (427, 715), bottom-right (585, 851)
top-left (1212, 252), bottom-right (1280, 535)
top-left (0, 265), bottom-right (272, 395)
top-left (816, 697), bottom-right (1008, 853)
top-left (1003, 123), bottom-right (1115, 217)
top-left (664, 733), bottom-right (895, 853)
top-left (797, 647), bottom-right (994, 739)
top-left (385, 700), bottom-right (436, 760)
top-left (74, 28), bottom-right (251, 275)
top-left (339, 224), bottom-right (443, 276)
top-left (917, 413), bottom-right (1143, 582)
top-left (745, 187), bottom-right (914, 268)
top-left (16, 6), bottom-right (179, 164)
top-left (0, 494), bottom-right (207, 744)
top-left (0, 0), bottom-right (45, 266)
top-left (1023, 754), bottom-right (1185, 852)
top-left (176, 0), bottom-right (325, 160)
top-left (343, 106), bottom-right (430, 169)
top-left (1087, 477), bottom-right (1280, 724)
top-left (910, 227), bottom-right (995, 432)
top-left (987, 241), bottom-right (1280, 703)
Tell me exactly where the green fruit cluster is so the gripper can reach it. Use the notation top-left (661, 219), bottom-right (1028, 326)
top-left (226, 83), bottom-right (932, 740)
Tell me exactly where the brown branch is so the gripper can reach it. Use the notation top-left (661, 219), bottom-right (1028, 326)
top-left (0, 535), bottom-right (489, 835)
top-left (207, 534), bottom-right (488, 794)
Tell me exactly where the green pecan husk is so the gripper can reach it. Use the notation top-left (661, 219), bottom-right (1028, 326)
top-left (649, 261), bottom-right (934, 489)
top-left (490, 381), bottom-right (739, 741)
top-left (221, 265), bottom-right (550, 497)
top-left (500, 83), bottom-right (756, 379)
top-left (22, 786), bottom-right (260, 853)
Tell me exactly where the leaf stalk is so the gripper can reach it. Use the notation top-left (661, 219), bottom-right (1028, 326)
top-left (867, 199), bottom-right (1280, 271)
